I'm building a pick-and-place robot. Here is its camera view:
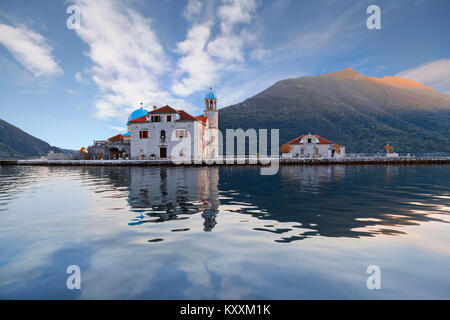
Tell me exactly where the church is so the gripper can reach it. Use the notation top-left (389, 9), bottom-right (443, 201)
top-left (88, 89), bottom-right (219, 161)
top-left (281, 133), bottom-right (345, 159)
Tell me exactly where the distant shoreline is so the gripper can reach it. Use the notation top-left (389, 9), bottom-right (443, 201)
top-left (1, 157), bottom-right (449, 166)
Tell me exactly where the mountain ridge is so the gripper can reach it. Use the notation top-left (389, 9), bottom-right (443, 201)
top-left (0, 119), bottom-right (66, 159)
top-left (219, 68), bottom-right (450, 153)
top-left (322, 68), bottom-right (440, 93)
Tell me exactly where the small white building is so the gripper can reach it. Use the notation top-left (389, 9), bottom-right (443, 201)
top-left (282, 134), bottom-right (345, 159)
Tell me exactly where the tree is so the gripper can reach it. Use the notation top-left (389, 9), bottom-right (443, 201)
top-left (79, 147), bottom-right (88, 160)
top-left (280, 144), bottom-right (292, 154)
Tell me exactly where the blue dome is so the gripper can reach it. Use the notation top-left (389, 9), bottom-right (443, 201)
top-left (205, 88), bottom-right (216, 99)
top-left (128, 107), bottom-right (148, 123)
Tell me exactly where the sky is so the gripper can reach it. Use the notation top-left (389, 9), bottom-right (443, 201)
top-left (0, 0), bottom-right (449, 149)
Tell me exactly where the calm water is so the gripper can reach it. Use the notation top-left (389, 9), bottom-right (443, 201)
top-left (0, 165), bottom-right (449, 299)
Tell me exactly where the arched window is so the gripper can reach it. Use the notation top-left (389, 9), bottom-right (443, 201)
top-left (160, 130), bottom-right (166, 138)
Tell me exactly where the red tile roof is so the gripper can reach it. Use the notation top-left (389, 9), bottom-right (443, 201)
top-left (129, 114), bottom-right (148, 123)
top-left (128, 105), bottom-right (201, 123)
top-left (149, 105), bottom-right (178, 114)
top-left (287, 134), bottom-right (332, 145)
top-left (177, 110), bottom-right (199, 122)
top-left (195, 116), bottom-right (208, 124)
top-left (108, 134), bottom-right (123, 141)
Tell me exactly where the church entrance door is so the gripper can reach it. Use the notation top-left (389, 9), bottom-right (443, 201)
top-left (160, 147), bottom-right (167, 159)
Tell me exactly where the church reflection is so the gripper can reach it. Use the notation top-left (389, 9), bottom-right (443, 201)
top-left (125, 166), bottom-right (220, 231)
top-left (78, 165), bottom-right (449, 243)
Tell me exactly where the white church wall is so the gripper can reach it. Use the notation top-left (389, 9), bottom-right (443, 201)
top-left (130, 119), bottom-right (206, 160)
top-left (288, 144), bottom-right (331, 158)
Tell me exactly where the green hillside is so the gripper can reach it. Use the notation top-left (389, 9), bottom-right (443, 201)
top-left (0, 119), bottom-right (64, 159)
top-left (219, 69), bottom-right (450, 153)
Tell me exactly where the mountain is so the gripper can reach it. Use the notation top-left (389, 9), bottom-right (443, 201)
top-left (371, 76), bottom-right (436, 92)
top-left (219, 68), bottom-right (450, 153)
top-left (0, 119), bottom-right (65, 159)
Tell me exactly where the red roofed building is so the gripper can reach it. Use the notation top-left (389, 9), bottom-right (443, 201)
top-left (108, 134), bottom-right (124, 141)
top-left (88, 133), bottom-right (131, 160)
top-left (195, 116), bottom-right (209, 124)
top-left (282, 133), bottom-right (345, 158)
top-left (89, 89), bottom-right (219, 161)
top-left (127, 90), bottom-right (219, 160)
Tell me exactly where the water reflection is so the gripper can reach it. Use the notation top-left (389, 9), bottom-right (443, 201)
top-left (219, 165), bottom-right (449, 242)
top-left (0, 165), bottom-right (449, 299)
top-left (75, 165), bottom-right (450, 243)
top-left (81, 166), bottom-right (221, 235)
top-left (0, 166), bottom-right (48, 211)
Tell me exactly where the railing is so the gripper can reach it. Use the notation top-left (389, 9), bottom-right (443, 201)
top-left (345, 153), bottom-right (450, 159)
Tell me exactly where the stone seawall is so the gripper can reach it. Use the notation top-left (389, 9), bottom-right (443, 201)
top-left (1, 157), bottom-right (449, 166)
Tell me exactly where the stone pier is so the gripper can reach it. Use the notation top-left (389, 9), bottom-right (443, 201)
top-left (1, 157), bottom-right (449, 166)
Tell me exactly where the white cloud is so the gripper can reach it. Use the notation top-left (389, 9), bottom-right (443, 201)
top-left (396, 59), bottom-right (450, 91)
top-left (249, 47), bottom-right (269, 62)
top-left (183, 0), bottom-right (203, 22)
top-left (0, 23), bottom-right (62, 77)
top-left (110, 126), bottom-right (126, 132)
top-left (172, 0), bottom-right (261, 97)
top-left (207, 0), bottom-right (258, 62)
top-left (171, 23), bottom-right (218, 97)
top-left (74, 71), bottom-right (88, 84)
top-left (71, 0), bottom-right (193, 119)
top-left (217, 0), bottom-right (257, 34)
top-left (68, 0), bottom-right (265, 116)
top-left (207, 34), bottom-right (245, 62)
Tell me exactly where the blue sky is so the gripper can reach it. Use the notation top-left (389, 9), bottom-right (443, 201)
top-left (0, 0), bottom-right (449, 149)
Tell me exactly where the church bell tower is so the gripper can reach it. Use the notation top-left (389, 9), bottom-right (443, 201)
top-left (203, 88), bottom-right (219, 158)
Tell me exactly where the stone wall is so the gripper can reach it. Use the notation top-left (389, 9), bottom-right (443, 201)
top-left (87, 141), bottom-right (131, 160)
top-left (47, 152), bottom-right (82, 160)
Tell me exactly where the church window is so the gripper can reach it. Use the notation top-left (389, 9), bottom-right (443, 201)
top-left (176, 129), bottom-right (187, 138)
top-left (139, 130), bottom-right (148, 139)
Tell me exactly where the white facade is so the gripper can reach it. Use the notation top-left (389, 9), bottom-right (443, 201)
top-left (129, 110), bottom-right (200, 160)
top-left (203, 96), bottom-right (219, 159)
top-left (128, 90), bottom-right (219, 161)
top-left (282, 134), bottom-right (346, 159)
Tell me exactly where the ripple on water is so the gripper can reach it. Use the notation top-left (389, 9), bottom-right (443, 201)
top-left (0, 165), bottom-right (449, 299)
